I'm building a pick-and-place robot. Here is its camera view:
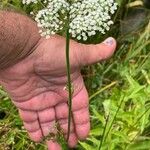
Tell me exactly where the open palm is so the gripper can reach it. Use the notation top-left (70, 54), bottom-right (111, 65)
top-left (0, 35), bottom-right (116, 149)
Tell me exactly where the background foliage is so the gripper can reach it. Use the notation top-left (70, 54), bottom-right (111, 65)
top-left (0, 0), bottom-right (150, 149)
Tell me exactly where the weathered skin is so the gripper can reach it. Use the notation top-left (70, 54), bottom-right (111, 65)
top-left (0, 35), bottom-right (116, 149)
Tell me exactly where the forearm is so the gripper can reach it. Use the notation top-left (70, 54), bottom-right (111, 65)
top-left (0, 10), bottom-right (41, 70)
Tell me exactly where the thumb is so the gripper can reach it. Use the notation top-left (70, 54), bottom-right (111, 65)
top-left (75, 37), bottom-right (117, 66)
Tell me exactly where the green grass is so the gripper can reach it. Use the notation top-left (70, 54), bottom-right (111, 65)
top-left (0, 0), bottom-right (150, 150)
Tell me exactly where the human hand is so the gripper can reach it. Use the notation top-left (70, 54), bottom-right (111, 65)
top-left (0, 35), bottom-right (116, 149)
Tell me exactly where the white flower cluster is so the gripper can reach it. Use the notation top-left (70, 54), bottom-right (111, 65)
top-left (22, 0), bottom-right (117, 40)
top-left (69, 0), bottom-right (117, 40)
top-left (34, 0), bottom-right (69, 39)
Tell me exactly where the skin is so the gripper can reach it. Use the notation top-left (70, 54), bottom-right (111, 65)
top-left (0, 35), bottom-right (116, 149)
top-left (0, 10), bottom-right (117, 150)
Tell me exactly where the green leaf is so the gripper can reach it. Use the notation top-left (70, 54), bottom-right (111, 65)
top-left (127, 140), bottom-right (150, 150)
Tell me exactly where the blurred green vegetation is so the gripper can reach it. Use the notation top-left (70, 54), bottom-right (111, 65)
top-left (0, 0), bottom-right (150, 149)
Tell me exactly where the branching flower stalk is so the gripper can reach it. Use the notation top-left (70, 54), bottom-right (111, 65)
top-left (22, 0), bottom-right (118, 144)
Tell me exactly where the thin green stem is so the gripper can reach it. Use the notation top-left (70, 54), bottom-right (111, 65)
top-left (89, 81), bottom-right (117, 101)
top-left (99, 114), bottom-right (110, 150)
top-left (37, 0), bottom-right (46, 8)
top-left (133, 106), bottom-right (150, 127)
top-left (103, 97), bottom-right (124, 142)
top-left (66, 27), bottom-right (72, 141)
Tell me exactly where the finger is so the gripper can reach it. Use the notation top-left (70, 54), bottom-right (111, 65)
top-left (18, 109), bottom-right (43, 142)
top-left (64, 133), bottom-right (78, 148)
top-left (23, 120), bottom-right (43, 142)
top-left (55, 103), bottom-right (78, 148)
top-left (40, 121), bottom-right (56, 137)
top-left (23, 120), bottom-right (40, 132)
top-left (72, 37), bottom-right (116, 66)
top-left (38, 107), bottom-right (56, 136)
top-left (73, 107), bottom-right (90, 140)
top-left (72, 87), bottom-right (90, 140)
top-left (58, 119), bottom-right (78, 148)
top-left (19, 109), bottom-right (38, 122)
top-left (47, 140), bottom-right (62, 150)
top-left (28, 129), bottom-right (43, 142)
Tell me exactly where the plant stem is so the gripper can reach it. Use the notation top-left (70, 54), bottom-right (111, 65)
top-left (103, 97), bottom-right (124, 142)
top-left (99, 113), bottom-right (110, 150)
top-left (37, 0), bottom-right (46, 8)
top-left (89, 81), bottom-right (117, 100)
top-left (66, 27), bottom-right (72, 141)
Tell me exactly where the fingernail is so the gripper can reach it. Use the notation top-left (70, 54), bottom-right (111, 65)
top-left (103, 37), bottom-right (114, 46)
